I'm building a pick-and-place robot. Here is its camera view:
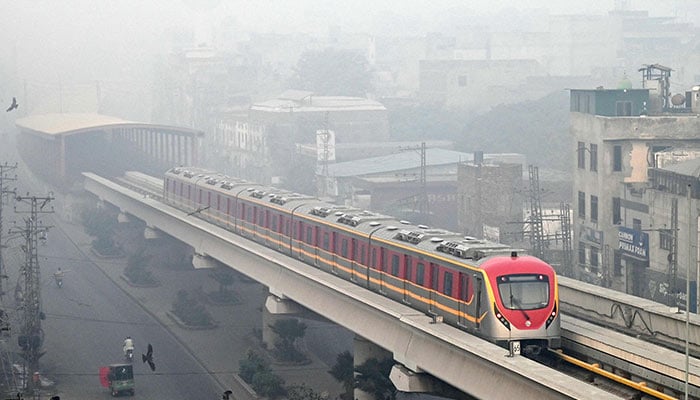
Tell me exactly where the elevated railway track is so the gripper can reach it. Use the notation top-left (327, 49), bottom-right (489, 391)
top-left (94, 171), bottom-right (700, 399)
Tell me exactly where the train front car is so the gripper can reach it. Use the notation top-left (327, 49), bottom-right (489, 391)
top-left (480, 252), bottom-right (560, 355)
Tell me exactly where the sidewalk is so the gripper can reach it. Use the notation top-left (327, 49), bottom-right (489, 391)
top-left (57, 216), bottom-right (345, 399)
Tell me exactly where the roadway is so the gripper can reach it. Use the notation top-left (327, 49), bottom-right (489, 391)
top-left (3, 211), bottom-right (226, 399)
top-left (0, 135), bottom-right (224, 399)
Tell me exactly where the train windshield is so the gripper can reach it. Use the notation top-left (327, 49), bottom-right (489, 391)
top-left (497, 274), bottom-right (549, 310)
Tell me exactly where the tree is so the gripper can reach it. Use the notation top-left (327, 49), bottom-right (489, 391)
top-left (329, 350), bottom-right (354, 400)
top-left (208, 268), bottom-right (237, 303)
top-left (355, 357), bottom-right (396, 400)
top-left (251, 371), bottom-right (286, 399)
top-left (239, 350), bottom-right (270, 383)
top-left (124, 247), bottom-right (157, 285)
top-left (171, 289), bottom-right (214, 326)
top-left (286, 384), bottom-right (326, 400)
top-left (289, 48), bottom-right (372, 96)
top-left (80, 205), bottom-right (119, 255)
top-left (269, 318), bottom-right (307, 362)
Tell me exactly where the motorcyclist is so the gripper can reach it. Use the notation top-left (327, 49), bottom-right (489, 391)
top-left (53, 268), bottom-right (65, 286)
top-left (123, 336), bottom-right (134, 359)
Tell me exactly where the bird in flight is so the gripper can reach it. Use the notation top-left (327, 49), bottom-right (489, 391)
top-left (6, 97), bottom-right (18, 112)
top-left (142, 343), bottom-right (155, 371)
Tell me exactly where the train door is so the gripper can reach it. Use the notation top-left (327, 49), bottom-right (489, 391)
top-left (331, 232), bottom-right (338, 273)
top-left (238, 203), bottom-right (245, 234)
top-left (226, 198), bottom-right (232, 228)
top-left (474, 274), bottom-right (483, 330)
top-left (429, 263), bottom-right (439, 313)
top-left (314, 226), bottom-right (321, 266)
top-left (379, 247), bottom-right (387, 293)
top-left (403, 255), bottom-right (412, 303)
top-left (350, 238), bottom-right (358, 282)
top-left (457, 272), bottom-right (471, 326)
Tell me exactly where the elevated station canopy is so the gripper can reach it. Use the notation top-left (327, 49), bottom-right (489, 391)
top-left (16, 113), bottom-right (203, 138)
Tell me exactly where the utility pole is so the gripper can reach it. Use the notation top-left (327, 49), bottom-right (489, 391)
top-left (559, 202), bottom-right (572, 277)
top-left (0, 162), bottom-right (18, 300)
top-left (399, 142), bottom-right (428, 220)
top-left (528, 165), bottom-right (545, 260)
top-left (10, 193), bottom-right (53, 395)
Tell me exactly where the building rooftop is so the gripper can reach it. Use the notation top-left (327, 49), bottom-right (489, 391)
top-left (661, 157), bottom-right (700, 178)
top-left (16, 113), bottom-right (203, 138)
top-left (251, 91), bottom-right (386, 113)
top-left (322, 149), bottom-right (523, 177)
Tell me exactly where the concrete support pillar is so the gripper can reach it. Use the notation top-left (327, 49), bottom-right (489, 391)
top-left (117, 212), bottom-right (131, 223)
top-left (144, 225), bottom-right (161, 240)
top-left (191, 253), bottom-right (217, 269)
top-left (354, 336), bottom-right (391, 400)
top-left (261, 294), bottom-right (303, 349)
top-left (389, 364), bottom-right (437, 393)
top-left (177, 135), bottom-right (183, 166)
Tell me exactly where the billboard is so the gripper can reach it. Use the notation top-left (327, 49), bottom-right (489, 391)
top-left (316, 129), bottom-right (336, 162)
top-left (618, 226), bottom-right (649, 261)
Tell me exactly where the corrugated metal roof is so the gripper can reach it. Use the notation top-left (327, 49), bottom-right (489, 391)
top-left (324, 149), bottom-right (473, 177)
top-left (662, 157), bottom-right (700, 178)
top-left (251, 94), bottom-right (386, 113)
top-left (16, 113), bottom-right (136, 135)
top-left (15, 113), bottom-right (203, 137)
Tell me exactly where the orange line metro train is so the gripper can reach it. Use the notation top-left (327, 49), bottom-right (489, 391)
top-left (163, 167), bottom-right (561, 354)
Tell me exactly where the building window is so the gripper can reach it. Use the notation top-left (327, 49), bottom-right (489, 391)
top-left (589, 143), bottom-right (598, 172)
top-left (458, 75), bottom-right (467, 87)
top-left (614, 252), bottom-right (622, 276)
top-left (578, 243), bottom-right (586, 267)
top-left (590, 247), bottom-right (599, 272)
top-left (591, 195), bottom-right (598, 222)
top-left (660, 229), bottom-right (672, 250)
top-left (633, 218), bottom-right (642, 232)
top-left (612, 197), bottom-right (621, 224)
top-left (616, 101), bottom-right (632, 116)
top-left (578, 191), bottom-right (586, 218)
top-left (613, 145), bottom-right (622, 171)
top-left (577, 142), bottom-right (586, 169)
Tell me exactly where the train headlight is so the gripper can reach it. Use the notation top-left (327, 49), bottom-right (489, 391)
top-left (493, 304), bottom-right (510, 330)
top-left (546, 303), bottom-right (558, 328)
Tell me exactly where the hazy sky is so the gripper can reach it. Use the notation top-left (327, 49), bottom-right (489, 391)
top-left (0, 0), bottom-right (696, 106)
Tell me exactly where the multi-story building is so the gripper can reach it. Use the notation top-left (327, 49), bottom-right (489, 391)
top-left (211, 90), bottom-right (388, 193)
top-left (570, 70), bottom-right (700, 306)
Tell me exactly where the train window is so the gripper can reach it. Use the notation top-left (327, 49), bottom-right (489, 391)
top-left (360, 244), bottom-right (366, 265)
top-left (352, 239), bottom-right (358, 261)
top-left (443, 272), bottom-right (453, 297)
top-left (497, 275), bottom-right (549, 310)
top-left (341, 239), bottom-right (348, 258)
top-left (306, 227), bottom-right (312, 244)
top-left (371, 248), bottom-right (377, 268)
top-left (391, 255), bottom-right (399, 276)
top-left (271, 214), bottom-right (277, 231)
top-left (323, 232), bottom-right (329, 250)
top-left (187, 185), bottom-right (191, 200)
top-left (459, 274), bottom-right (472, 301)
top-left (416, 263), bottom-right (425, 285)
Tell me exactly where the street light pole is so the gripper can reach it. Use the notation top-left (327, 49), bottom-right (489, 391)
top-left (685, 184), bottom-right (691, 400)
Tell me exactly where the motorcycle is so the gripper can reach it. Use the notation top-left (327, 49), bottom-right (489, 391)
top-left (124, 348), bottom-right (134, 363)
